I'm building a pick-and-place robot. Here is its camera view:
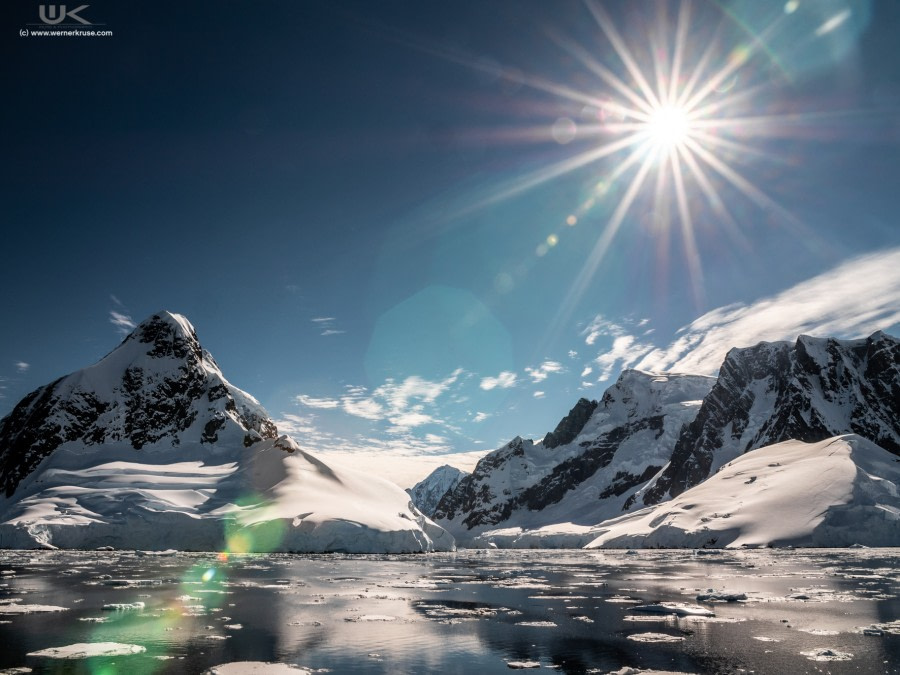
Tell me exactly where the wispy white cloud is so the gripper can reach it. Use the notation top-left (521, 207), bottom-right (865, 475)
top-left (635, 248), bottom-right (900, 375)
top-left (14, 362), bottom-right (29, 373)
top-left (472, 411), bottom-right (490, 423)
top-left (595, 334), bottom-right (655, 380)
top-left (533, 390), bottom-right (545, 398)
top-left (296, 370), bottom-right (467, 431)
top-left (311, 316), bottom-right (346, 336)
top-left (374, 371), bottom-right (461, 412)
top-left (342, 396), bottom-right (384, 420)
top-left (568, 350), bottom-right (578, 359)
top-left (480, 371), bottom-right (517, 390)
top-left (388, 410), bottom-right (434, 430)
top-left (109, 310), bottom-right (136, 336)
top-left (580, 365), bottom-right (592, 377)
top-left (525, 360), bottom-right (564, 383)
top-left (296, 394), bottom-right (340, 409)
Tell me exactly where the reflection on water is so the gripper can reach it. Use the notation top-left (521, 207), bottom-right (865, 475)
top-left (0, 549), bottom-right (898, 674)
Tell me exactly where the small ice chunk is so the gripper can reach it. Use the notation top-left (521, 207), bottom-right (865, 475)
top-left (507, 661), bottom-right (541, 669)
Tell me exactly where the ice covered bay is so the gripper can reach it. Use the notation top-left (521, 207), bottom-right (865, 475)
top-left (0, 548), bottom-right (898, 673)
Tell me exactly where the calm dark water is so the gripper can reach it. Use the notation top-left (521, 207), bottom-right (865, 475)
top-left (0, 548), bottom-right (898, 674)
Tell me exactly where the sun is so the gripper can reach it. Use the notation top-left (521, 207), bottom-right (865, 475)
top-left (645, 105), bottom-right (691, 151)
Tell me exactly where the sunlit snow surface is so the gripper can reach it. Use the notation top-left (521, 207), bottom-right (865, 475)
top-left (0, 549), bottom-right (898, 673)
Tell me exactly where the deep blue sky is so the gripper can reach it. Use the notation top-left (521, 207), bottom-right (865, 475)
top-left (3, 0), bottom-right (899, 477)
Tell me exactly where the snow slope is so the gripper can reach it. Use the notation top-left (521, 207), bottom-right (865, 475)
top-left (586, 435), bottom-right (900, 549)
top-left (0, 312), bottom-right (453, 553)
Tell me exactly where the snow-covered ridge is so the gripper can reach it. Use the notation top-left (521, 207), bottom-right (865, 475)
top-left (0, 312), bottom-right (454, 552)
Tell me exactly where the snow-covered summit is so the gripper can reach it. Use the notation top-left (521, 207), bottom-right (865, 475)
top-left (408, 464), bottom-right (466, 516)
top-left (0, 311), bottom-right (276, 498)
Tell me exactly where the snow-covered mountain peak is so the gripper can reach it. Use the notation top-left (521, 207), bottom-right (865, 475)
top-left (599, 369), bottom-right (715, 420)
top-left (408, 464), bottom-right (466, 515)
top-left (0, 312), bottom-right (455, 552)
top-left (0, 311), bottom-right (277, 497)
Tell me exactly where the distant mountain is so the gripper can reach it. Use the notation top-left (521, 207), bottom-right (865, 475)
top-left (408, 465), bottom-right (466, 516)
top-left (642, 332), bottom-right (900, 506)
top-left (0, 312), bottom-right (453, 553)
top-left (431, 371), bottom-right (715, 542)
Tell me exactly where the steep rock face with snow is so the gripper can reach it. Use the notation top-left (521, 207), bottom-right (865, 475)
top-left (643, 331), bottom-right (900, 506)
top-left (587, 435), bottom-right (900, 548)
top-left (432, 371), bottom-right (714, 541)
top-left (408, 464), bottom-right (466, 516)
top-left (0, 312), bottom-right (453, 552)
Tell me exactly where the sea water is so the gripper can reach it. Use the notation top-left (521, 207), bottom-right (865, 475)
top-left (0, 548), bottom-right (898, 674)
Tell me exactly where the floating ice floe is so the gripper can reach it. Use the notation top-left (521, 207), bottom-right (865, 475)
top-left (203, 663), bottom-right (312, 674)
top-left (344, 615), bottom-right (397, 622)
top-left (27, 643), bottom-right (146, 659)
top-left (506, 661), bottom-right (540, 669)
top-left (800, 648), bottom-right (853, 662)
top-left (0, 601), bottom-right (68, 614)
top-left (515, 621), bottom-right (557, 627)
top-left (630, 603), bottom-right (714, 617)
top-left (626, 632), bottom-right (685, 643)
top-left (695, 590), bottom-right (747, 602)
top-left (857, 619), bottom-right (900, 636)
top-left (101, 601), bottom-right (145, 611)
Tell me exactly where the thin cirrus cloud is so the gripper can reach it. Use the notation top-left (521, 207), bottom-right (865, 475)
top-left (109, 310), bottom-right (136, 336)
top-left (295, 394), bottom-right (340, 409)
top-left (479, 371), bottom-right (517, 390)
top-left (311, 316), bottom-right (346, 336)
top-left (587, 247), bottom-right (900, 380)
top-left (15, 362), bottom-right (29, 373)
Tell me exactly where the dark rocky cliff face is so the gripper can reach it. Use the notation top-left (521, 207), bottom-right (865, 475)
top-left (0, 312), bottom-right (277, 497)
top-left (542, 398), bottom-right (598, 449)
top-left (643, 331), bottom-right (900, 506)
